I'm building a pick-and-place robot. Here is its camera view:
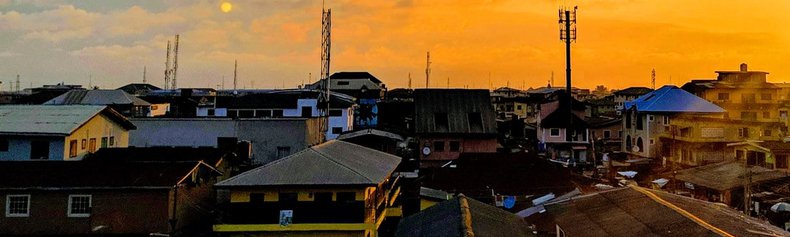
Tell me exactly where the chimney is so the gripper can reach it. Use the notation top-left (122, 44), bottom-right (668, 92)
top-left (740, 63), bottom-right (748, 72)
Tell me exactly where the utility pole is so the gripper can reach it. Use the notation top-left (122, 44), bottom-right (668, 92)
top-left (408, 72), bottom-right (412, 89)
top-left (447, 77), bottom-right (450, 89)
top-left (744, 159), bottom-right (752, 215)
top-left (651, 68), bottom-right (656, 89)
top-left (425, 51), bottom-right (431, 88)
top-left (143, 66), bottom-right (147, 84)
top-left (559, 5), bottom-right (578, 143)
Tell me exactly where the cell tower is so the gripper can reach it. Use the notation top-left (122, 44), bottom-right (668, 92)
top-left (318, 2), bottom-right (332, 141)
top-left (233, 60), bottom-right (238, 90)
top-left (164, 40), bottom-right (171, 90)
top-left (425, 51), bottom-right (431, 88)
top-left (171, 34), bottom-right (180, 90)
top-left (559, 5), bottom-right (577, 142)
top-left (15, 74), bottom-right (20, 93)
top-left (651, 68), bottom-right (656, 89)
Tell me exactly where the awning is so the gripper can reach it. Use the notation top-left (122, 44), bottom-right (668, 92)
top-left (652, 178), bottom-right (669, 188)
top-left (617, 171), bottom-right (638, 178)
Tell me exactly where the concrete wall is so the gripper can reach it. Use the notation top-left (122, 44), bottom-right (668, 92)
top-left (129, 118), bottom-right (322, 164)
top-left (0, 137), bottom-right (63, 160)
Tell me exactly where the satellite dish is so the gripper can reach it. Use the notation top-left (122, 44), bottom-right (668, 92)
top-left (632, 146), bottom-right (640, 152)
top-left (503, 196), bottom-right (516, 209)
top-left (422, 147), bottom-right (431, 156)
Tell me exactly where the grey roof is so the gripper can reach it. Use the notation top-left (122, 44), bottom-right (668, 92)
top-left (337, 129), bottom-right (404, 141)
top-left (674, 161), bottom-right (789, 191)
top-left (215, 140), bottom-right (401, 187)
top-left (624, 85), bottom-right (725, 113)
top-left (414, 89), bottom-right (497, 135)
top-left (612, 87), bottom-right (653, 96)
top-left (45, 89), bottom-right (151, 106)
top-left (307, 78), bottom-right (383, 91)
top-left (419, 187), bottom-right (450, 201)
top-left (0, 105), bottom-right (135, 135)
top-left (395, 195), bottom-right (534, 237)
top-left (535, 187), bottom-right (789, 237)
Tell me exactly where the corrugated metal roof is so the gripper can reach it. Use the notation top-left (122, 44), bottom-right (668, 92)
top-left (336, 129), bottom-right (404, 141)
top-left (414, 89), bottom-right (497, 135)
top-left (0, 105), bottom-right (132, 135)
top-left (624, 85), bottom-right (725, 113)
top-left (674, 161), bottom-right (788, 191)
top-left (395, 195), bottom-right (534, 237)
top-left (45, 89), bottom-right (151, 106)
top-left (215, 140), bottom-right (401, 187)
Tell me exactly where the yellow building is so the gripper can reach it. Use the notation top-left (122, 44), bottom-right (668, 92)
top-left (682, 63), bottom-right (782, 123)
top-left (0, 105), bottom-right (135, 160)
top-left (213, 140), bottom-right (402, 237)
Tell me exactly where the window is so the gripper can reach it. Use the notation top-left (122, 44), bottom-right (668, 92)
top-left (636, 114), bottom-right (643, 130)
top-left (763, 111), bottom-right (771, 119)
top-left (89, 138), bottom-right (97, 152)
top-left (741, 112), bottom-right (757, 121)
top-left (468, 112), bottom-right (483, 132)
top-left (625, 111), bottom-right (632, 129)
top-left (764, 129), bottom-right (772, 137)
top-left (782, 111), bottom-right (789, 120)
top-left (81, 139), bottom-right (86, 150)
top-left (663, 116), bottom-right (670, 125)
top-left (301, 106), bottom-right (313, 118)
top-left (228, 110), bottom-right (238, 118)
top-left (332, 127), bottom-right (343, 134)
top-left (618, 130), bottom-right (623, 138)
top-left (738, 127), bottom-right (750, 138)
top-left (30, 141), bottom-right (49, 160)
top-left (109, 136), bottom-right (115, 147)
top-left (0, 138), bottom-right (9, 152)
top-left (777, 155), bottom-right (788, 169)
top-left (516, 105), bottom-right (522, 110)
top-left (649, 115), bottom-right (654, 121)
top-left (742, 93), bottom-right (756, 103)
top-left (434, 113), bottom-right (448, 131)
top-left (207, 109), bottom-right (215, 116)
top-left (650, 139), bottom-right (655, 145)
top-left (337, 81), bottom-right (350, 85)
top-left (433, 141), bottom-right (445, 152)
top-left (272, 110), bottom-right (284, 118)
top-left (762, 93), bottom-right (772, 100)
top-left (449, 141), bottom-right (460, 152)
top-left (67, 195), bottom-right (91, 217)
top-left (276, 146), bottom-right (291, 158)
top-left (717, 93), bottom-right (729, 101)
top-left (329, 109), bottom-right (343, 117)
top-left (6, 195), bottom-right (30, 217)
top-left (101, 137), bottom-right (108, 148)
top-left (69, 140), bottom-right (78, 158)
top-left (680, 127), bottom-right (692, 137)
top-left (249, 193), bottom-right (265, 203)
top-left (550, 128), bottom-right (561, 137)
top-left (603, 130), bottom-right (611, 138)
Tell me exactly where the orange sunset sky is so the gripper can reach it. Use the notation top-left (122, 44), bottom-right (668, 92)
top-left (0, 0), bottom-right (788, 90)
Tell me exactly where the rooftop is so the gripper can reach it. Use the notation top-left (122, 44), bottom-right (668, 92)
top-left (674, 161), bottom-right (789, 191)
top-left (215, 140), bottom-right (401, 187)
top-left (44, 89), bottom-right (151, 106)
top-left (624, 85), bottom-right (725, 113)
top-left (0, 105), bottom-right (135, 135)
top-left (395, 195), bottom-right (534, 237)
top-left (530, 186), bottom-right (788, 236)
top-left (612, 86), bottom-right (653, 96)
top-left (414, 89), bottom-right (497, 135)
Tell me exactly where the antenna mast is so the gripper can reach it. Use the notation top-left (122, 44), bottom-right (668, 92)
top-left (318, 2), bottom-right (332, 141)
top-left (559, 5), bottom-right (578, 143)
top-left (171, 34), bottom-right (179, 90)
top-left (15, 74), bottom-right (20, 93)
top-left (164, 40), bottom-right (171, 90)
top-left (425, 52), bottom-right (431, 88)
top-left (233, 59), bottom-right (238, 90)
top-left (651, 68), bottom-right (656, 89)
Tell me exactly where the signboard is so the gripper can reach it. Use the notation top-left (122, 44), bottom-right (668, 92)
top-left (279, 210), bottom-right (293, 226)
top-left (700, 127), bottom-right (724, 138)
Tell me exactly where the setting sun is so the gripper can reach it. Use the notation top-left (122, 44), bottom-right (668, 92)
top-left (220, 2), bottom-right (232, 13)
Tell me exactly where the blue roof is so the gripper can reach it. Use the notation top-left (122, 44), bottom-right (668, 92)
top-left (624, 85), bottom-right (725, 113)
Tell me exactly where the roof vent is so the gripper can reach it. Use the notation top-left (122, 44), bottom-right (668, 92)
top-left (740, 63), bottom-right (748, 72)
